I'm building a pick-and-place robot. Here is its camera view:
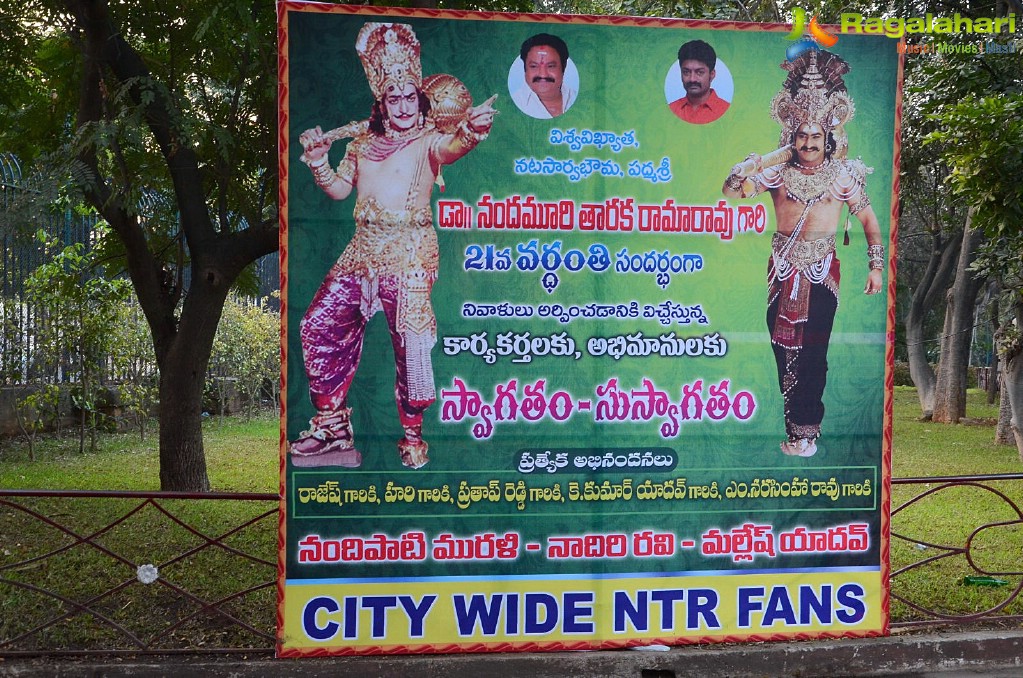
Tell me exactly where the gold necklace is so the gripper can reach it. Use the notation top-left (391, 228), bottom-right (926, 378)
top-left (780, 160), bottom-right (839, 204)
top-left (364, 125), bottom-right (428, 162)
top-left (384, 123), bottom-right (423, 141)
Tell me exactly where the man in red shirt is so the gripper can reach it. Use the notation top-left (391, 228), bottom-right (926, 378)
top-left (669, 40), bottom-right (730, 125)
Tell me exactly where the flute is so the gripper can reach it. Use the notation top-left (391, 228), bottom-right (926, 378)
top-left (298, 121), bottom-right (369, 164)
top-left (730, 145), bottom-right (794, 178)
top-left (316, 120), bottom-right (369, 144)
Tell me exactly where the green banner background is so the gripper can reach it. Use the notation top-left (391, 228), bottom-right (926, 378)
top-left (283, 8), bottom-right (896, 582)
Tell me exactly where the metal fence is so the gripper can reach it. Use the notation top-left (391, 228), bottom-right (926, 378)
top-left (1, 474), bottom-right (1021, 656)
top-left (0, 490), bottom-right (278, 656)
top-left (0, 152), bottom-right (280, 387)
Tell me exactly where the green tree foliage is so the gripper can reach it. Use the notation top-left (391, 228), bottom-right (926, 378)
top-left (1, 0), bottom-right (279, 490)
top-left (934, 95), bottom-right (1023, 279)
top-left (108, 296), bottom-right (158, 442)
top-left (928, 44), bottom-right (1023, 450)
top-left (23, 230), bottom-right (132, 453)
top-left (209, 295), bottom-right (280, 421)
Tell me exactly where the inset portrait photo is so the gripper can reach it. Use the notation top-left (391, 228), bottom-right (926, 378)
top-left (664, 39), bottom-right (733, 124)
top-left (509, 33), bottom-right (580, 119)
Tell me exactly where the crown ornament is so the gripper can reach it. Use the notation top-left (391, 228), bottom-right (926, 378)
top-left (356, 22), bottom-right (422, 100)
top-left (770, 49), bottom-right (855, 158)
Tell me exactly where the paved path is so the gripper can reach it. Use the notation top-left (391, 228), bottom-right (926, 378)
top-left (1, 629), bottom-right (1022, 677)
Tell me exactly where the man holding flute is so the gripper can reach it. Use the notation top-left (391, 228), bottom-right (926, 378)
top-left (722, 48), bottom-right (884, 458)
top-left (291, 22), bottom-right (497, 469)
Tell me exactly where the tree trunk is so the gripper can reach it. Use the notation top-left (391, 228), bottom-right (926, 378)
top-left (933, 217), bottom-right (985, 423)
top-left (996, 365), bottom-right (1014, 445)
top-left (906, 320), bottom-right (936, 418)
top-left (158, 371), bottom-right (210, 492)
top-left (987, 283), bottom-right (1001, 405)
top-left (1004, 347), bottom-right (1023, 460)
top-left (154, 277), bottom-right (228, 492)
top-left (78, 399), bottom-right (86, 455)
top-left (1000, 300), bottom-right (1023, 459)
top-left (904, 223), bottom-right (961, 417)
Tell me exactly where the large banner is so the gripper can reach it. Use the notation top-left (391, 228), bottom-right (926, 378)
top-left (277, 2), bottom-right (900, 656)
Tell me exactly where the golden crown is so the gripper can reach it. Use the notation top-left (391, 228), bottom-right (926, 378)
top-left (770, 50), bottom-right (855, 157)
top-left (355, 22), bottom-right (422, 101)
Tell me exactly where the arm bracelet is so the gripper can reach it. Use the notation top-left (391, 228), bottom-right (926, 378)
top-left (310, 160), bottom-right (338, 189)
top-left (456, 118), bottom-right (490, 148)
top-left (867, 244), bottom-right (885, 270)
top-left (849, 189), bottom-right (871, 215)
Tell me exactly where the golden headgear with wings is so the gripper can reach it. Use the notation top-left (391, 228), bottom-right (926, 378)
top-left (770, 49), bottom-right (855, 158)
top-left (355, 22), bottom-right (422, 100)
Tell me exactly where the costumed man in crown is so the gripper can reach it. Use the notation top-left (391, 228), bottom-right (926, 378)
top-left (722, 48), bottom-right (884, 458)
top-left (292, 22), bottom-right (497, 469)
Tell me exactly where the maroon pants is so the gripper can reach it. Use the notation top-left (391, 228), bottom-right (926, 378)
top-left (299, 268), bottom-right (433, 428)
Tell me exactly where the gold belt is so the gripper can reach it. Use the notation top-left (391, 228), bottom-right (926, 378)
top-left (338, 199), bottom-right (437, 277)
top-left (772, 233), bottom-right (835, 270)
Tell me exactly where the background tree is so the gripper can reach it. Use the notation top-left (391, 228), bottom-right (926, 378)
top-left (933, 90), bottom-right (1023, 456)
top-left (109, 295), bottom-right (158, 441)
top-left (24, 232), bottom-right (131, 453)
top-left (3, 1), bottom-right (278, 490)
top-left (898, 9), bottom-right (1020, 423)
top-left (209, 295), bottom-right (280, 421)
top-left (930, 216), bottom-right (985, 423)
top-left (896, 50), bottom-right (968, 418)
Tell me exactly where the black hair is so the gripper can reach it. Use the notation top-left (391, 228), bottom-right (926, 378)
top-left (677, 40), bottom-right (717, 71)
top-left (519, 33), bottom-right (569, 67)
top-left (368, 90), bottom-right (432, 136)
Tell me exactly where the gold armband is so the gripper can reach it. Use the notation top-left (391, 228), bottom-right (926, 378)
top-left (849, 189), bottom-right (871, 215)
top-left (456, 119), bottom-right (489, 148)
top-left (308, 157), bottom-right (338, 190)
top-left (867, 244), bottom-right (885, 271)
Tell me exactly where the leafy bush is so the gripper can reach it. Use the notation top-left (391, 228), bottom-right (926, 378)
top-left (893, 361), bottom-right (913, 387)
top-left (23, 231), bottom-right (131, 453)
top-left (208, 295), bottom-right (280, 419)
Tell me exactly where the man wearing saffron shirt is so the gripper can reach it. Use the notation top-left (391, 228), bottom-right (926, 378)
top-left (669, 40), bottom-right (730, 125)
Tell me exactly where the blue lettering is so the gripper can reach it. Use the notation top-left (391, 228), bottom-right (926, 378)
top-left (399, 595), bottom-right (436, 638)
top-left (651, 589), bottom-right (686, 630)
top-left (836, 583), bottom-right (867, 624)
top-left (505, 593), bottom-right (519, 635)
top-left (563, 592), bottom-right (595, 634)
top-left (453, 594), bottom-right (503, 636)
top-left (361, 595), bottom-right (397, 639)
top-left (302, 596), bottom-right (340, 641)
top-left (799, 585), bottom-right (832, 625)
top-left (524, 592), bottom-right (559, 634)
top-left (688, 588), bottom-right (721, 630)
top-left (344, 596), bottom-right (358, 639)
top-left (763, 587), bottom-right (797, 626)
top-left (613, 589), bottom-right (720, 632)
top-left (737, 586), bottom-right (765, 628)
top-left (613, 590), bottom-right (647, 632)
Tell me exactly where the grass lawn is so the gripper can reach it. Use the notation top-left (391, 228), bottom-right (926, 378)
top-left (0, 413), bottom-right (280, 492)
top-left (890, 386), bottom-right (1019, 477)
top-left (889, 387), bottom-right (1023, 625)
top-left (1, 393), bottom-right (1021, 650)
top-left (0, 413), bottom-right (281, 652)
top-left (2, 389), bottom-right (1016, 490)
